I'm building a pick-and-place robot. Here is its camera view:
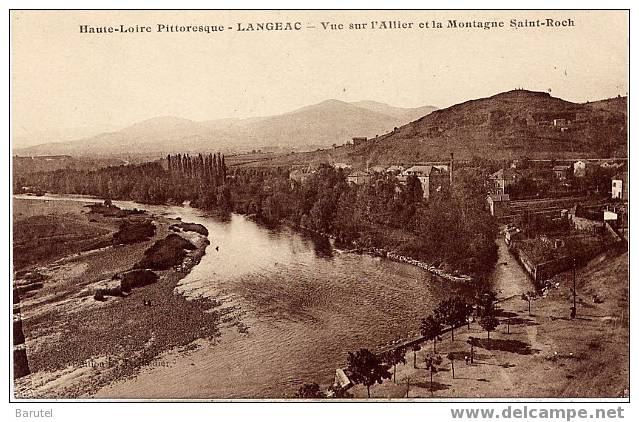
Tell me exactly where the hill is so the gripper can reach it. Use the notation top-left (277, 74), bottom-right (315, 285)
top-left (12, 124), bottom-right (117, 150)
top-left (262, 90), bottom-right (627, 167)
top-left (13, 155), bottom-right (126, 176)
top-left (350, 101), bottom-right (438, 121)
top-left (14, 100), bottom-right (438, 157)
top-left (243, 100), bottom-right (401, 147)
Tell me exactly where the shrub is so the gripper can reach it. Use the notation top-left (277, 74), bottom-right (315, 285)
top-left (120, 269), bottom-right (159, 292)
top-left (112, 220), bottom-right (156, 244)
top-left (87, 203), bottom-right (146, 218)
top-left (135, 234), bottom-right (196, 270)
top-left (93, 286), bottom-right (122, 300)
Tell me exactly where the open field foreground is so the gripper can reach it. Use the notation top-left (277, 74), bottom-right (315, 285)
top-left (350, 249), bottom-right (628, 399)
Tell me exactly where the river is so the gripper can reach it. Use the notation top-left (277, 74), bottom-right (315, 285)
top-left (15, 194), bottom-right (477, 398)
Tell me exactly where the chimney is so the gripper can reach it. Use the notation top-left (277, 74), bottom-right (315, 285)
top-left (449, 152), bottom-right (454, 186)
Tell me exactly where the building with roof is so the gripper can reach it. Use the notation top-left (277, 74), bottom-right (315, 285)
top-left (401, 165), bottom-right (450, 200)
top-left (573, 160), bottom-right (588, 178)
top-left (489, 168), bottom-right (522, 194)
top-left (403, 165), bottom-right (433, 177)
top-left (612, 172), bottom-right (628, 200)
top-left (289, 169), bottom-right (313, 185)
top-left (347, 170), bottom-right (371, 185)
top-left (386, 165), bottom-right (405, 174)
top-left (487, 193), bottom-right (511, 217)
top-left (552, 165), bottom-right (572, 180)
top-left (368, 165), bottom-right (387, 173)
top-left (332, 162), bottom-right (351, 170)
top-left (352, 137), bottom-right (368, 146)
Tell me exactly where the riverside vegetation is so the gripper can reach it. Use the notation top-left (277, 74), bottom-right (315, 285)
top-left (17, 153), bottom-right (498, 277)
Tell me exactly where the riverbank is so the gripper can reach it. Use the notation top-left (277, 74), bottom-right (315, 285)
top-left (13, 198), bottom-right (219, 399)
top-left (347, 246), bottom-right (628, 398)
top-left (290, 223), bottom-right (474, 283)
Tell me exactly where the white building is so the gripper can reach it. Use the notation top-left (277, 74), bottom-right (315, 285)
top-left (612, 172), bottom-right (627, 200)
top-left (573, 160), bottom-right (587, 178)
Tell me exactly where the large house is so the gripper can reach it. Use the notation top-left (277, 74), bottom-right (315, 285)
top-left (402, 165), bottom-right (450, 200)
top-left (489, 168), bottom-right (522, 194)
top-left (612, 172), bottom-right (628, 200)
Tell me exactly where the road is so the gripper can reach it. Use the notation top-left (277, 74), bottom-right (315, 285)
top-left (490, 237), bottom-right (535, 300)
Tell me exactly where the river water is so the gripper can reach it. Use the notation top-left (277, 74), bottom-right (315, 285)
top-left (15, 194), bottom-right (475, 398)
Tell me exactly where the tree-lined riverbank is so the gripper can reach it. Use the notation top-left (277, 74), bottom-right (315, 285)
top-left (16, 158), bottom-right (498, 278)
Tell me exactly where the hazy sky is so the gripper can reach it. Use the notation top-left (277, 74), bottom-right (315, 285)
top-left (11, 10), bottom-right (628, 137)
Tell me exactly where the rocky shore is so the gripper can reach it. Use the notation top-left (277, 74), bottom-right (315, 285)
top-left (13, 198), bottom-right (219, 399)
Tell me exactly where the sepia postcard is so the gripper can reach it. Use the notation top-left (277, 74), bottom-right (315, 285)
top-left (10, 9), bottom-right (629, 404)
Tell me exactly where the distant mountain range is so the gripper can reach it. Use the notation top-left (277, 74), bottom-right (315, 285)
top-left (16, 90), bottom-right (627, 163)
top-left (13, 124), bottom-right (118, 149)
top-left (14, 100), bottom-right (438, 157)
top-left (265, 90), bottom-right (628, 166)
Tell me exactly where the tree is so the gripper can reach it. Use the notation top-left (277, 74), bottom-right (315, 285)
top-left (346, 348), bottom-right (391, 398)
top-left (479, 314), bottom-right (499, 339)
top-left (467, 336), bottom-right (476, 364)
top-left (295, 382), bottom-right (326, 398)
top-left (411, 344), bottom-right (421, 369)
top-left (405, 175), bottom-right (424, 204)
top-left (449, 298), bottom-right (472, 337)
top-left (436, 297), bottom-right (471, 341)
top-left (425, 355), bottom-right (440, 396)
top-left (421, 315), bottom-right (443, 353)
top-left (466, 302), bottom-right (475, 329)
top-left (382, 348), bottom-right (406, 383)
top-left (521, 291), bottom-right (537, 315)
top-left (447, 352), bottom-right (456, 379)
top-left (477, 290), bottom-right (498, 317)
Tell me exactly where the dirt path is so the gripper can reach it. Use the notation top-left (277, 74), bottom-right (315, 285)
top-left (349, 249), bottom-right (628, 399)
top-left (490, 238), bottom-right (535, 299)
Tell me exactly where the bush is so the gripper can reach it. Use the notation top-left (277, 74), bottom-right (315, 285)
top-left (94, 286), bottom-right (122, 300)
top-left (120, 269), bottom-right (159, 292)
top-left (93, 290), bottom-right (106, 301)
top-left (135, 234), bottom-right (196, 270)
top-left (87, 203), bottom-right (146, 218)
top-left (112, 220), bottom-right (156, 244)
top-left (295, 382), bottom-right (326, 398)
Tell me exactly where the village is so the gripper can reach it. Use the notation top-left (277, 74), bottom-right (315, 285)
top-left (295, 141), bottom-right (628, 399)
top-left (290, 136), bottom-right (627, 299)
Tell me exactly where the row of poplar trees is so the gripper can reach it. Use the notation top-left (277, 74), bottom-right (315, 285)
top-left (165, 153), bottom-right (230, 209)
top-left (166, 153), bottom-right (227, 185)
